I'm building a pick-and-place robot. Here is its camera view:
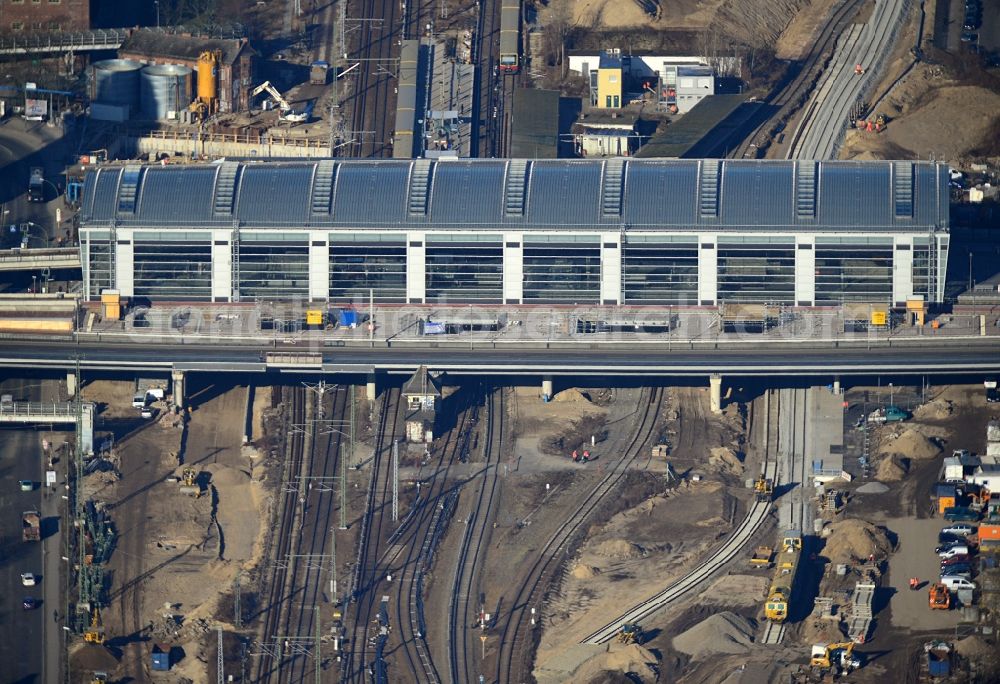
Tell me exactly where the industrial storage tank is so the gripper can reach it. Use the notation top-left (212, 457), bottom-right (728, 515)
top-left (90, 59), bottom-right (143, 110)
top-left (140, 64), bottom-right (193, 120)
top-left (196, 50), bottom-right (219, 108)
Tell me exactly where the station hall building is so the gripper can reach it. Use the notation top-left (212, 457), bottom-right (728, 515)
top-left (77, 158), bottom-right (950, 306)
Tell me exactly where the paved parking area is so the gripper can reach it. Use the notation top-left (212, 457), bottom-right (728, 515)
top-left (885, 516), bottom-right (964, 630)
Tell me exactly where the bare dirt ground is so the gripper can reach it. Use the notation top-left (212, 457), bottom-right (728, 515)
top-left (77, 382), bottom-right (272, 684)
top-left (774, 0), bottom-right (846, 59)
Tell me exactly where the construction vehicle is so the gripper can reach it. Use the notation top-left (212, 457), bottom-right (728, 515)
top-left (91, 674), bottom-right (108, 684)
top-left (22, 511), bottom-right (40, 541)
top-left (764, 530), bottom-right (802, 622)
top-left (749, 545), bottom-right (773, 567)
top-left (178, 467), bottom-right (200, 497)
top-left (929, 583), bottom-right (951, 609)
top-left (310, 60), bottom-right (330, 85)
top-left (84, 606), bottom-right (105, 644)
top-left (811, 642), bottom-right (860, 674)
top-left (753, 476), bottom-right (774, 502)
top-left (616, 623), bottom-right (642, 644)
top-left (251, 81), bottom-right (308, 122)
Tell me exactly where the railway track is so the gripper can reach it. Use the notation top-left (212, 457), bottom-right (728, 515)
top-left (255, 386), bottom-right (308, 682)
top-left (584, 389), bottom-right (783, 645)
top-left (277, 385), bottom-right (351, 683)
top-left (449, 385), bottom-right (505, 684)
top-left (342, 387), bottom-right (403, 682)
top-left (494, 387), bottom-right (665, 683)
top-left (728, 0), bottom-right (865, 159)
top-left (345, 0), bottom-right (401, 156)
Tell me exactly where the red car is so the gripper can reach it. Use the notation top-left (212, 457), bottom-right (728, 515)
top-left (940, 554), bottom-right (971, 567)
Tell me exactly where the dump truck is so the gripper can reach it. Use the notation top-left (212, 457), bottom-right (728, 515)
top-left (749, 545), bottom-right (773, 567)
top-left (22, 511), bottom-right (40, 541)
top-left (868, 405), bottom-right (909, 423)
top-left (310, 60), bottom-right (330, 85)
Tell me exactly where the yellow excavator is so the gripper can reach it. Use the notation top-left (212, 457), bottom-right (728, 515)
top-left (617, 623), bottom-right (642, 644)
top-left (83, 606), bottom-right (105, 644)
top-left (753, 476), bottom-right (774, 503)
top-left (810, 641), bottom-right (860, 674)
top-left (178, 467), bottom-right (200, 497)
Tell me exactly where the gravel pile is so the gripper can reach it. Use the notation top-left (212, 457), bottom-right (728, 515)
top-left (673, 612), bottom-right (755, 658)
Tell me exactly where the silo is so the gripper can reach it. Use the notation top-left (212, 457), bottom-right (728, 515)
top-left (90, 59), bottom-right (142, 110)
top-left (140, 64), bottom-right (193, 120)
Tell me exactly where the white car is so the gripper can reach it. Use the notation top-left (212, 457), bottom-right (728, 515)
top-left (941, 524), bottom-right (976, 537)
top-left (938, 545), bottom-right (970, 559)
top-left (20, 573), bottom-right (36, 587)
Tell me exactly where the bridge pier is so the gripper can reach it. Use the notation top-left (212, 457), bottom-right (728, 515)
top-left (541, 376), bottom-right (553, 402)
top-left (833, 377), bottom-right (841, 395)
top-left (709, 374), bottom-right (723, 414)
top-left (66, 372), bottom-right (76, 398)
top-left (366, 373), bottom-right (377, 401)
top-left (172, 369), bottom-right (186, 412)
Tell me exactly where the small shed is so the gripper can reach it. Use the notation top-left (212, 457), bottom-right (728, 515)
top-left (151, 644), bottom-right (170, 671)
top-left (968, 464), bottom-right (1000, 491)
top-left (402, 366), bottom-right (441, 413)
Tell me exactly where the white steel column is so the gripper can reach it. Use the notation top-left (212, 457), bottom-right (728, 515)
top-left (893, 236), bottom-right (914, 305)
top-left (308, 231), bottom-right (329, 302)
top-left (600, 233), bottom-right (622, 305)
top-left (503, 231), bottom-right (523, 304)
top-left (795, 236), bottom-right (815, 306)
top-left (211, 230), bottom-right (233, 302)
top-left (115, 229), bottom-right (134, 297)
top-left (406, 231), bottom-right (425, 303)
top-left (697, 235), bottom-right (717, 305)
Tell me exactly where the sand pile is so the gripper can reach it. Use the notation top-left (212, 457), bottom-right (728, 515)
top-left (879, 429), bottom-right (941, 460)
top-left (572, 563), bottom-right (601, 579)
top-left (553, 388), bottom-right (592, 403)
top-left (70, 642), bottom-right (119, 671)
top-left (823, 519), bottom-right (892, 564)
top-left (876, 456), bottom-right (908, 482)
top-left (709, 446), bottom-right (742, 473)
top-left (573, 643), bottom-right (659, 684)
top-left (856, 482), bottom-right (890, 494)
top-left (593, 539), bottom-right (645, 560)
top-left (954, 635), bottom-right (994, 660)
top-left (673, 612), bottom-right (755, 658)
top-left (913, 400), bottom-right (953, 421)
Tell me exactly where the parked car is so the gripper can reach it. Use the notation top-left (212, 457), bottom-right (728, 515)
top-left (20, 573), bottom-right (35, 587)
top-left (941, 524), bottom-right (977, 537)
top-left (961, 31), bottom-right (979, 42)
top-left (939, 563), bottom-right (972, 576)
top-left (987, 387), bottom-right (1000, 403)
top-left (935, 540), bottom-right (967, 553)
top-left (22, 597), bottom-right (36, 610)
top-left (943, 507), bottom-right (979, 522)
top-left (938, 532), bottom-right (964, 545)
top-left (19, 480), bottom-right (33, 492)
top-left (939, 575), bottom-right (976, 591)
top-left (939, 545), bottom-right (970, 559)
top-left (940, 554), bottom-right (971, 566)
top-left (964, 17), bottom-right (981, 30)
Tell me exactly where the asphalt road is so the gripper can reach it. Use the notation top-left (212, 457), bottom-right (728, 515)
top-left (0, 377), bottom-right (47, 684)
top-left (0, 338), bottom-right (999, 376)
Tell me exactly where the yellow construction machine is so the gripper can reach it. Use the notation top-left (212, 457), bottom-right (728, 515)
top-left (616, 623), bottom-right (642, 644)
top-left (178, 467), bottom-right (200, 497)
top-left (83, 606), bottom-right (105, 644)
top-left (810, 641), bottom-right (860, 674)
top-left (753, 476), bottom-right (774, 502)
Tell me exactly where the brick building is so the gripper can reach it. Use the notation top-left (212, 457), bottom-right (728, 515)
top-left (1, 0), bottom-right (91, 33)
top-left (118, 30), bottom-right (256, 113)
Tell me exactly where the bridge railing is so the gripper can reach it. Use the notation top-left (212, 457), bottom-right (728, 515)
top-left (0, 28), bottom-right (129, 54)
top-left (0, 401), bottom-right (80, 420)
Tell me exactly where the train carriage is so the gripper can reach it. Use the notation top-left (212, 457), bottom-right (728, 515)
top-left (764, 530), bottom-right (802, 622)
top-left (499, 0), bottom-right (521, 73)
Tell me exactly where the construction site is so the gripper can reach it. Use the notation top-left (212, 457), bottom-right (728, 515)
top-left (0, 368), bottom-right (981, 683)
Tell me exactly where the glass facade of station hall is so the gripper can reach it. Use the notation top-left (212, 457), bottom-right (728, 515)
top-left (77, 158), bottom-right (951, 306)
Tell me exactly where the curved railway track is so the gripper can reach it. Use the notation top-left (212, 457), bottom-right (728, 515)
top-left (728, 0), bottom-right (865, 159)
top-left (495, 386), bottom-right (665, 683)
top-left (584, 389), bottom-right (782, 645)
top-left (449, 385), bottom-right (505, 684)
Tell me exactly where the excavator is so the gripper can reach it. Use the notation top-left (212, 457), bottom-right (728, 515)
top-left (929, 583), bottom-right (951, 610)
top-left (616, 623), bottom-right (642, 644)
top-left (178, 467), bottom-right (200, 497)
top-left (83, 605), bottom-right (105, 644)
top-left (753, 476), bottom-right (774, 503)
top-left (810, 641), bottom-right (861, 674)
top-left (251, 81), bottom-right (308, 123)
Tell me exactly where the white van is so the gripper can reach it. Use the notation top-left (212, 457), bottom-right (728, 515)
top-left (132, 392), bottom-right (147, 409)
top-left (940, 576), bottom-right (976, 591)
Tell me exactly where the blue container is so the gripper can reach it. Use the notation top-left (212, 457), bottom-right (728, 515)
top-left (151, 649), bottom-right (170, 671)
top-left (338, 309), bottom-right (358, 328)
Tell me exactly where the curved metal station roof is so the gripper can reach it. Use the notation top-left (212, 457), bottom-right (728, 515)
top-left (80, 158), bottom-right (949, 232)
